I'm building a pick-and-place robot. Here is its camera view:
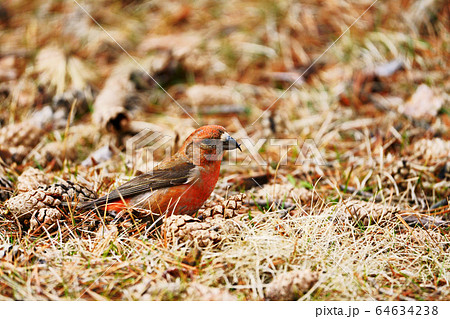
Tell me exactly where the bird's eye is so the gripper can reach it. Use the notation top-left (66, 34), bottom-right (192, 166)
top-left (200, 138), bottom-right (220, 150)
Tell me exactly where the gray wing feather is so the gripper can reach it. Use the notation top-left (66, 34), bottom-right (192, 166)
top-left (78, 162), bottom-right (196, 211)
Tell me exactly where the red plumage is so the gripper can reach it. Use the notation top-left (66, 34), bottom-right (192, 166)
top-left (76, 125), bottom-right (240, 216)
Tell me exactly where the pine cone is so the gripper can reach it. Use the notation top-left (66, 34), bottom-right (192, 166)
top-left (17, 167), bottom-right (51, 192)
top-left (331, 199), bottom-right (399, 226)
top-left (42, 180), bottom-right (97, 203)
top-left (0, 120), bottom-right (43, 149)
top-left (0, 120), bottom-right (46, 164)
top-left (34, 140), bottom-right (77, 169)
top-left (390, 159), bottom-right (418, 190)
top-left (0, 175), bottom-right (13, 202)
top-left (5, 189), bottom-right (61, 222)
top-left (0, 145), bottom-right (30, 164)
top-left (199, 193), bottom-right (246, 220)
top-left (265, 270), bottom-right (319, 301)
top-left (163, 215), bottom-right (222, 247)
top-left (29, 208), bottom-right (62, 232)
top-left (5, 180), bottom-right (97, 226)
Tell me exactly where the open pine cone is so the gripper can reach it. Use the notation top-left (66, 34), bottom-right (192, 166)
top-left (330, 199), bottom-right (399, 226)
top-left (0, 121), bottom-right (44, 164)
top-left (163, 215), bottom-right (222, 247)
top-left (0, 121), bottom-right (43, 149)
top-left (163, 194), bottom-right (246, 247)
top-left (5, 180), bottom-right (97, 232)
top-left (265, 270), bottom-right (319, 301)
top-left (390, 159), bottom-right (418, 190)
top-left (29, 208), bottom-right (63, 232)
top-left (198, 193), bottom-right (246, 221)
top-left (16, 167), bottom-right (51, 192)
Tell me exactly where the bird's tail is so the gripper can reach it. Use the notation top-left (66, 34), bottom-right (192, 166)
top-left (59, 197), bottom-right (126, 215)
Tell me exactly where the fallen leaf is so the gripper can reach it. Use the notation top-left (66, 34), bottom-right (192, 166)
top-left (399, 84), bottom-right (444, 119)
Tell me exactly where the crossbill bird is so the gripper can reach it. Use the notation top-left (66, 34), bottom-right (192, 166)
top-left (74, 125), bottom-right (240, 217)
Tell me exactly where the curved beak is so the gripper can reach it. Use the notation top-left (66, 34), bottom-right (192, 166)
top-left (223, 134), bottom-right (242, 151)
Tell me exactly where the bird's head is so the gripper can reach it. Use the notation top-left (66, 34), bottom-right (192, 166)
top-left (180, 125), bottom-right (241, 164)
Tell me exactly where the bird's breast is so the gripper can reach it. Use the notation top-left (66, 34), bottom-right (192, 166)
top-left (147, 160), bottom-right (222, 216)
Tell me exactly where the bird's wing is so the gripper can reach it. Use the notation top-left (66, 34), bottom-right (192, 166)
top-left (78, 160), bottom-right (197, 211)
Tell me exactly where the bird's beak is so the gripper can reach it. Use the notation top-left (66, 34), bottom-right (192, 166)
top-left (222, 134), bottom-right (242, 151)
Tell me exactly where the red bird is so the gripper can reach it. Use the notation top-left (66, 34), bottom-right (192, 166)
top-left (76, 125), bottom-right (240, 217)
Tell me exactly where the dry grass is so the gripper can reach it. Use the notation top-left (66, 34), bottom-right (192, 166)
top-left (0, 0), bottom-right (449, 300)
